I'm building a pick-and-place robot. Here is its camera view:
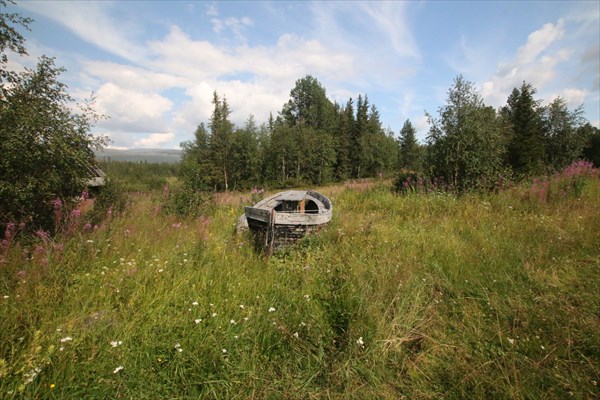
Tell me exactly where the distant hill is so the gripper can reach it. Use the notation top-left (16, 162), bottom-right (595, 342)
top-left (95, 149), bottom-right (182, 164)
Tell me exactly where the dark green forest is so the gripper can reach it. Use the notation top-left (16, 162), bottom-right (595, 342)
top-left (179, 75), bottom-right (599, 192)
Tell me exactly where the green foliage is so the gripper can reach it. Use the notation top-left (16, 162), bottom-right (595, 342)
top-left (180, 123), bottom-right (213, 191)
top-left (501, 82), bottom-right (546, 176)
top-left (393, 172), bottom-right (450, 195)
top-left (0, 8), bottom-right (105, 233)
top-left (281, 75), bottom-right (334, 130)
top-left (98, 161), bottom-right (177, 192)
top-left (398, 119), bottom-right (422, 171)
top-left (180, 98), bottom-right (263, 191)
top-left (161, 185), bottom-right (213, 218)
top-left (0, 0), bottom-right (32, 86)
top-left (87, 179), bottom-right (128, 225)
top-left (426, 76), bottom-right (505, 192)
top-left (581, 123), bottom-right (600, 167)
top-left (542, 98), bottom-right (587, 171)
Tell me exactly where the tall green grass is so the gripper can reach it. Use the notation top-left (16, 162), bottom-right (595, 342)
top-left (1, 173), bottom-right (598, 399)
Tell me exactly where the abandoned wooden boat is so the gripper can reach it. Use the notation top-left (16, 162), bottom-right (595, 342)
top-left (244, 190), bottom-right (332, 251)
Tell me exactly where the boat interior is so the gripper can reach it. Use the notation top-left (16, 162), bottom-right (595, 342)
top-left (274, 199), bottom-right (320, 214)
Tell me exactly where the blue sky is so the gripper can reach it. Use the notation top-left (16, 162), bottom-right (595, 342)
top-left (9, 1), bottom-right (600, 149)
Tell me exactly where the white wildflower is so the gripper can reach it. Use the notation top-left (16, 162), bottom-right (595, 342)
top-left (268, 307), bottom-right (276, 313)
top-left (110, 340), bottom-right (123, 347)
top-left (23, 367), bottom-right (41, 384)
top-left (507, 338), bottom-right (515, 345)
top-left (113, 366), bottom-right (124, 374)
top-left (194, 319), bottom-right (202, 324)
top-left (293, 332), bottom-right (299, 339)
top-left (230, 319), bottom-right (236, 324)
top-left (212, 312), bottom-right (217, 317)
top-left (357, 337), bottom-right (364, 347)
top-left (222, 348), bottom-right (227, 353)
top-left (60, 336), bottom-right (73, 343)
top-left (192, 301), bottom-right (198, 306)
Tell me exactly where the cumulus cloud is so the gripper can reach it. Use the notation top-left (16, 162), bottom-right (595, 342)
top-left (134, 133), bottom-right (175, 148)
top-left (82, 61), bottom-right (189, 92)
top-left (515, 20), bottom-right (565, 64)
top-left (94, 83), bottom-right (173, 133)
top-left (481, 19), bottom-right (572, 107)
top-left (413, 115), bottom-right (430, 142)
top-left (548, 88), bottom-right (587, 107)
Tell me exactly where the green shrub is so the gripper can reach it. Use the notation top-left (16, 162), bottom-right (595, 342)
top-left (161, 186), bottom-right (214, 218)
top-left (88, 179), bottom-right (128, 225)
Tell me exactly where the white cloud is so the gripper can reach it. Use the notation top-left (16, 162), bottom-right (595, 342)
top-left (19, 1), bottom-right (146, 62)
top-left (95, 83), bottom-right (173, 133)
top-left (134, 133), bottom-right (175, 148)
top-left (548, 88), bottom-right (587, 107)
top-left (358, 2), bottom-right (419, 59)
top-left (82, 61), bottom-right (189, 92)
top-left (413, 115), bottom-right (430, 142)
top-left (515, 19), bottom-right (565, 64)
top-left (211, 16), bottom-right (253, 36)
top-left (481, 20), bottom-right (572, 107)
top-left (206, 3), bottom-right (219, 17)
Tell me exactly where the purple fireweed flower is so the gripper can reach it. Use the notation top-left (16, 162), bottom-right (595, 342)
top-left (71, 209), bottom-right (81, 218)
top-left (107, 207), bottom-right (113, 217)
top-left (81, 190), bottom-right (89, 200)
top-left (17, 270), bottom-right (26, 278)
top-left (36, 230), bottom-right (50, 242)
top-left (52, 198), bottom-right (62, 210)
top-left (4, 222), bottom-right (15, 240)
top-left (84, 223), bottom-right (92, 230)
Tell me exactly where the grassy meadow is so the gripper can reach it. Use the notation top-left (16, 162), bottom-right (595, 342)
top-left (1, 171), bottom-right (599, 399)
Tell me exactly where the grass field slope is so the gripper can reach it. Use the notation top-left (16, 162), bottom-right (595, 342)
top-left (1, 171), bottom-right (599, 399)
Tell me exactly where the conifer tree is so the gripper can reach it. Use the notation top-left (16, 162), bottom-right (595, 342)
top-left (501, 82), bottom-right (545, 176)
top-left (398, 119), bottom-right (420, 171)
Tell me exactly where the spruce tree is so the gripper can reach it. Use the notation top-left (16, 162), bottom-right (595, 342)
top-left (398, 119), bottom-right (420, 171)
top-left (501, 82), bottom-right (545, 176)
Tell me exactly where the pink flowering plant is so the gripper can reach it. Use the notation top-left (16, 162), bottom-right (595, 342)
top-left (528, 160), bottom-right (598, 204)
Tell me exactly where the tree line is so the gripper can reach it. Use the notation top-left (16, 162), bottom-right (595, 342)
top-left (181, 75), bottom-right (599, 192)
top-left (180, 76), bottom-right (399, 191)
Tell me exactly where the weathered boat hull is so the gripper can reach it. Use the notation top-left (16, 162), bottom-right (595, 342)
top-left (244, 190), bottom-right (332, 252)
